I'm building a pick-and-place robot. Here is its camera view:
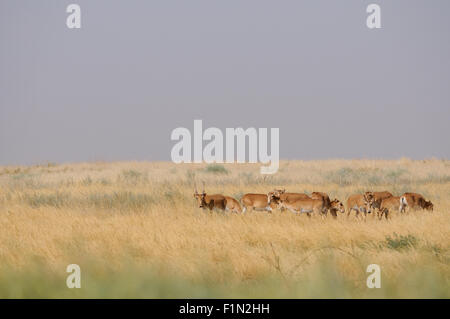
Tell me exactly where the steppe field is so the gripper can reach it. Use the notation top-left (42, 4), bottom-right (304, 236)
top-left (0, 159), bottom-right (449, 298)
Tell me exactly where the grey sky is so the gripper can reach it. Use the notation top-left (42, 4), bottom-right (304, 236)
top-left (1, 1), bottom-right (449, 165)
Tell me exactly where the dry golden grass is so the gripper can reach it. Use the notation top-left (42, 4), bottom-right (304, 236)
top-left (0, 159), bottom-right (448, 298)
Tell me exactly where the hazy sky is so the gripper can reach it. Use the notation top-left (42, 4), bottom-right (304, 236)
top-left (1, 1), bottom-right (449, 165)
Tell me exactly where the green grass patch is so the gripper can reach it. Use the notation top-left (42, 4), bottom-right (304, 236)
top-left (204, 164), bottom-right (228, 175)
top-left (385, 233), bottom-right (418, 250)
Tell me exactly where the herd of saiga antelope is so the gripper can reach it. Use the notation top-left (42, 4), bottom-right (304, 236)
top-left (193, 183), bottom-right (434, 219)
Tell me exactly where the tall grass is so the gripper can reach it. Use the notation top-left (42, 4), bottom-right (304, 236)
top-left (0, 159), bottom-right (448, 298)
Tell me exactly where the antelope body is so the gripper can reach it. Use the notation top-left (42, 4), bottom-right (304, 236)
top-left (224, 196), bottom-right (242, 213)
top-left (311, 192), bottom-right (332, 215)
top-left (193, 182), bottom-right (234, 213)
top-left (267, 189), bottom-right (310, 210)
top-left (401, 192), bottom-right (433, 212)
top-left (278, 198), bottom-right (327, 217)
top-left (241, 193), bottom-right (277, 213)
top-left (378, 196), bottom-right (407, 219)
top-left (365, 191), bottom-right (393, 214)
top-left (329, 198), bottom-right (346, 217)
top-left (194, 192), bottom-right (227, 211)
top-left (346, 193), bottom-right (373, 218)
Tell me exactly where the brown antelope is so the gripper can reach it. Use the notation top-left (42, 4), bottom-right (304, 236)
top-left (329, 198), bottom-right (346, 218)
top-left (277, 190), bottom-right (310, 202)
top-left (223, 196), bottom-right (242, 213)
top-left (267, 189), bottom-right (310, 211)
top-left (277, 197), bottom-right (328, 218)
top-left (401, 192), bottom-right (433, 212)
top-left (378, 196), bottom-right (407, 219)
top-left (346, 192), bottom-right (374, 219)
top-left (365, 191), bottom-right (393, 215)
top-left (241, 193), bottom-right (277, 213)
top-left (311, 192), bottom-right (332, 215)
top-left (193, 183), bottom-right (227, 212)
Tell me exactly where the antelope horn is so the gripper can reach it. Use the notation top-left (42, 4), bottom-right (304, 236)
top-left (202, 181), bottom-right (205, 193)
top-left (194, 181), bottom-right (198, 194)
